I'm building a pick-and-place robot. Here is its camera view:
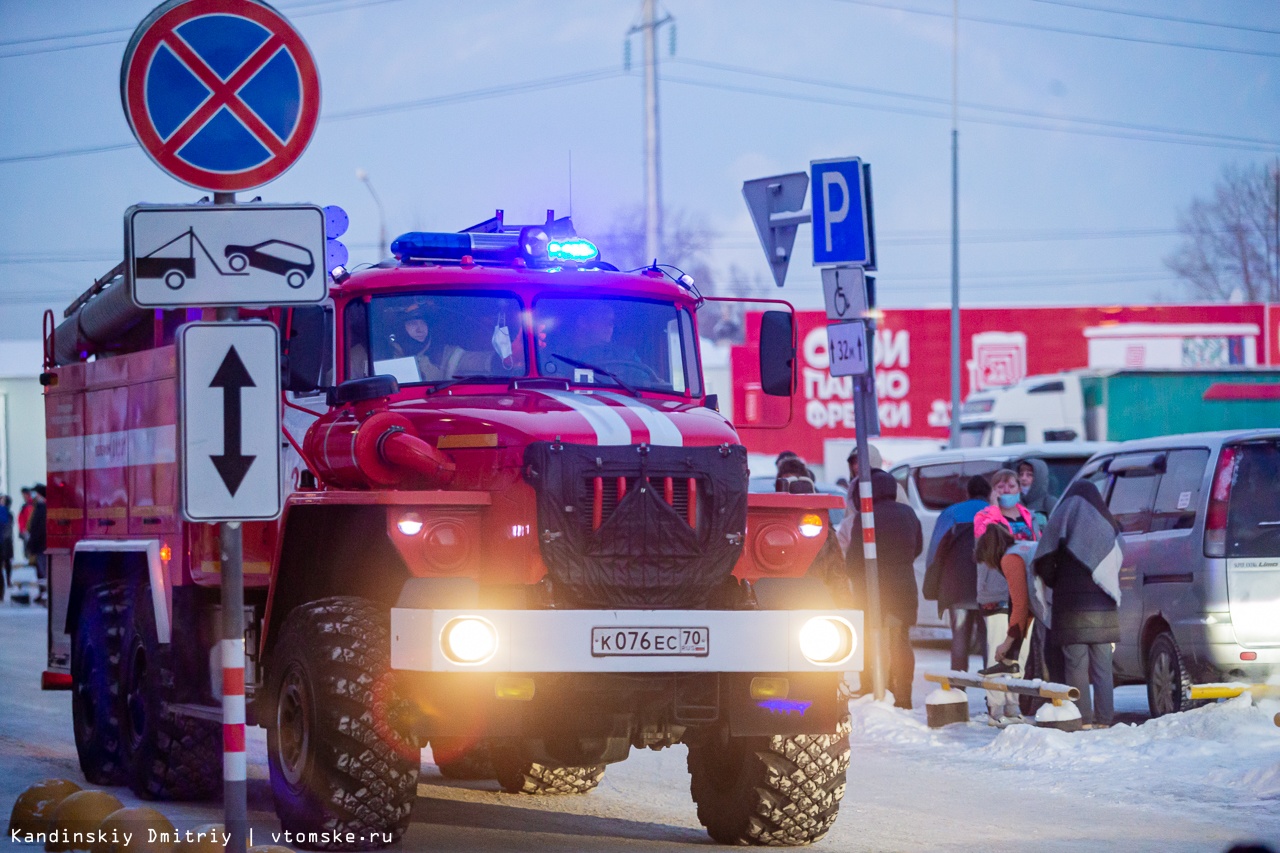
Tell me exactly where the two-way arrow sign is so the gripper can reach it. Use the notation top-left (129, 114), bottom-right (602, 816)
top-left (180, 323), bottom-right (281, 521)
top-left (210, 347), bottom-right (257, 496)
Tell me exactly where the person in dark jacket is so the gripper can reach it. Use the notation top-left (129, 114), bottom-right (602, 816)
top-left (1016, 457), bottom-right (1057, 525)
top-left (846, 469), bottom-right (923, 708)
top-left (0, 495), bottom-right (12, 594)
top-left (924, 475), bottom-right (991, 671)
top-left (1033, 480), bottom-right (1124, 728)
top-left (28, 485), bottom-right (48, 604)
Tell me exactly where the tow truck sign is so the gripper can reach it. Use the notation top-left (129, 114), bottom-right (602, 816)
top-left (126, 203), bottom-right (326, 307)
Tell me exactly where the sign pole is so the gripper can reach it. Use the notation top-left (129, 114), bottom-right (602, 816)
top-left (220, 519), bottom-right (248, 853)
top-left (213, 189), bottom-right (248, 853)
top-left (852, 352), bottom-right (885, 702)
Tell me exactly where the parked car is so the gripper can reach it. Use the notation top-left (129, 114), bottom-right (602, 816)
top-left (887, 442), bottom-right (1112, 635)
top-left (1070, 429), bottom-right (1280, 716)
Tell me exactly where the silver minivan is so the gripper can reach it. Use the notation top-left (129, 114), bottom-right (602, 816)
top-left (1074, 430), bottom-right (1280, 715)
top-left (888, 442), bottom-right (1112, 634)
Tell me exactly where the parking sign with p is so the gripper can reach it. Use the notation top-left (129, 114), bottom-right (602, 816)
top-left (811, 157), bottom-right (872, 268)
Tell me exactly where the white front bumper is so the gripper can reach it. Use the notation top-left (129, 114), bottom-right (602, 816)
top-left (390, 608), bottom-right (864, 674)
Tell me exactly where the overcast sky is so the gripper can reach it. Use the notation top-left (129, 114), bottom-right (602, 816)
top-left (1, 0), bottom-right (1277, 341)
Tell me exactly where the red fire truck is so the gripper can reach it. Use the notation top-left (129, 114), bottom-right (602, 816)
top-left (43, 212), bottom-right (859, 848)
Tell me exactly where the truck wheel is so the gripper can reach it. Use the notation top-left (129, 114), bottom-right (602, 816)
top-left (71, 582), bottom-right (129, 785)
top-left (267, 598), bottom-right (419, 849)
top-left (490, 744), bottom-right (605, 795)
top-left (120, 585), bottom-right (220, 800)
top-left (431, 738), bottom-right (494, 781)
top-left (687, 716), bottom-right (851, 846)
top-left (1146, 631), bottom-right (1206, 717)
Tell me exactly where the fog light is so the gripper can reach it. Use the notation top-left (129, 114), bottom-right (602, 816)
top-left (397, 512), bottom-right (424, 536)
top-left (750, 677), bottom-right (790, 699)
top-left (798, 513), bottom-right (823, 538)
top-left (441, 616), bottom-right (498, 665)
top-left (495, 676), bottom-right (536, 701)
top-left (799, 616), bottom-right (855, 665)
top-left (1241, 651), bottom-right (1258, 661)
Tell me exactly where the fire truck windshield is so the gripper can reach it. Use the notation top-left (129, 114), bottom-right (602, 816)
top-left (357, 293), bottom-right (527, 385)
top-left (534, 296), bottom-right (700, 395)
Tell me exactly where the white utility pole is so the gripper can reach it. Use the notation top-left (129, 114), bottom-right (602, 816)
top-left (631, 0), bottom-right (670, 264)
top-left (948, 0), bottom-right (962, 448)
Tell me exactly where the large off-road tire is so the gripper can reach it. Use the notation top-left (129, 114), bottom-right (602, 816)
top-left (687, 717), bottom-right (851, 846)
top-left (267, 598), bottom-right (419, 850)
top-left (71, 582), bottom-right (129, 785)
top-left (430, 738), bottom-right (495, 781)
top-left (1146, 631), bottom-right (1206, 717)
top-left (491, 743), bottom-right (605, 795)
top-left (120, 584), bottom-right (220, 800)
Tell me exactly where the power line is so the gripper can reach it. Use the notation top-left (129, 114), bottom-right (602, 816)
top-left (659, 73), bottom-right (1280, 152)
top-left (0, 67), bottom-right (627, 165)
top-left (830, 0), bottom-right (1280, 59)
top-left (1023, 0), bottom-right (1280, 37)
top-left (325, 68), bottom-right (625, 121)
top-left (673, 58), bottom-right (1279, 150)
top-left (0, 0), bottom-right (407, 58)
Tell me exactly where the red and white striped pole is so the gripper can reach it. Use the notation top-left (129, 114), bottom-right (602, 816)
top-left (853, 371), bottom-right (886, 701)
top-left (220, 510), bottom-right (248, 849)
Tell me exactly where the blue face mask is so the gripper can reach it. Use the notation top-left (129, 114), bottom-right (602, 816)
top-left (997, 493), bottom-right (1020, 509)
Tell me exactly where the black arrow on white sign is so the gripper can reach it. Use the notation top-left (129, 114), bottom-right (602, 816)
top-left (210, 346), bottom-right (256, 496)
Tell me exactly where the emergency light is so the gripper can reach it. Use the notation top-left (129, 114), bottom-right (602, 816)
top-left (548, 238), bottom-right (599, 262)
top-left (391, 224), bottom-right (600, 269)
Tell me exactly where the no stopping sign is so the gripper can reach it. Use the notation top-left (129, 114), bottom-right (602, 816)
top-left (121, 0), bottom-right (321, 192)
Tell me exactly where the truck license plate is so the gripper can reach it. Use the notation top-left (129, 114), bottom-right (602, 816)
top-left (590, 627), bottom-right (709, 657)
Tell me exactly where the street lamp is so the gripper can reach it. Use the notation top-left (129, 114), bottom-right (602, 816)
top-left (356, 168), bottom-right (387, 259)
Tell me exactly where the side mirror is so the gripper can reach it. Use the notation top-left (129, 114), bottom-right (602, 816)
top-left (326, 375), bottom-right (399, 407)
top-left (283, 305), bottom-right (331, 393)
top-left (758, 310), bottom-right (795, 397)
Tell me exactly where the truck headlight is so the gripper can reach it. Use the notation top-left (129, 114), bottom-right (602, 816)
top-left (798, 513), bottom-right (823, 538)
top-left (799, 616), bottom-right (856, 665)
top-left (441, 616), bottom-right (498, 665)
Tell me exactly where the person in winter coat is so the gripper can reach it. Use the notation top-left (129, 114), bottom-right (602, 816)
top-left (0, 496), bottom-right (12, 593)
top-left (924, 475), bottom-right (992, 671)
top-left (17, 487), bottom-right (33, 565)
top-left (1033, 480), bottom-right (1124, 728)
top-left (836, 443), bottom-right (884, 556)
top-left (974, 469), bottom-right (1037, 542)
top-left (1016, 457), bottom-right (1057, 529)
top-left (846, 469), bottom-right (923, 708)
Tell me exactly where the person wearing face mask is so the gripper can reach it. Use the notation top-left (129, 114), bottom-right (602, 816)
top-left (972, 469), bottom-right (1038, 724)
top-left (974, 469), bottom-right (1037, 543)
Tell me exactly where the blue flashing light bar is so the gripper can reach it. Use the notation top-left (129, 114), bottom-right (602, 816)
top-left (391, 231), bottom-right (521, 263)
top-left (391, 221), bottom-right (601, 269)
top-left (548, 238), bottom-right (598, 262)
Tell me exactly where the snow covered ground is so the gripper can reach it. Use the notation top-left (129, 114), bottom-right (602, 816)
top-left (2, 600), bottom-right (1277, 852)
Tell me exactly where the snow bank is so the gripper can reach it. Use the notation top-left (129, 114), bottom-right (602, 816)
top-left (848, 692), bottom-right (1280, 808)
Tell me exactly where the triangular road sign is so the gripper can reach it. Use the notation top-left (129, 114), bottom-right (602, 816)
top-left (742, 172), bottom-right (810, 287)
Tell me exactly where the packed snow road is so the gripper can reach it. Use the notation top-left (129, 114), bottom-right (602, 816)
top-left (1, 600), bottom-right (1277, 852)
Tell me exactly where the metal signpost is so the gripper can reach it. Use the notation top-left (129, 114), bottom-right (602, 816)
top-left (743, 156), bottom-right (884, 701)
top-left (121, 1), bottom-right (321, 846)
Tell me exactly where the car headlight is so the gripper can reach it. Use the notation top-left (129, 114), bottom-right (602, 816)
top-left (798, 616), bottom-right (856, 665)
top-left (441, 616), bottom-right (498, 665)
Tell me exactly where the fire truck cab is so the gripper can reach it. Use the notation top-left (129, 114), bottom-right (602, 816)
top-left (45, 212), bottom-right (860, 848)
